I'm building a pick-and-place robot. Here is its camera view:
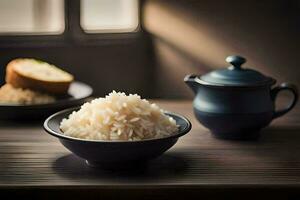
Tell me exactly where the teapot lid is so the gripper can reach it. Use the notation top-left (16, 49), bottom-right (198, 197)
top-left (199, 55), bottom-right (276, 87)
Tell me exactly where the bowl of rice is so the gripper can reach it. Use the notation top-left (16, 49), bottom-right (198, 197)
top-left (44, 91), bottom-right (191, 168)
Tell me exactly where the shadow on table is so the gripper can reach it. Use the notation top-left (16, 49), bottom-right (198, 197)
top-left (0, 119), bottom-right (44, 127)
top-left (196, 126), bottom-right (300, 179)
top-left (259, 125), bottom-right (300, 144)
top-left (52, 152), bottom-right (191, 182)
top-left (206, 125), bottom-right (300, 145)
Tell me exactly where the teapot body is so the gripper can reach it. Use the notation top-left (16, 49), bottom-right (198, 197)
top-left (194, 85), bottom-right (274, 114)
top-left (184, 55), bottom-right (298, 140)
top-left (193, 85), bottom-right (274, 139)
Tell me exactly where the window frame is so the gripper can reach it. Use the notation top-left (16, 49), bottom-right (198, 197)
top-left (0, 0), bottom-right (142, 48)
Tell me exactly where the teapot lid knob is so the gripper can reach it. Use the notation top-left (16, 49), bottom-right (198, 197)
top-left (226, 55), bottom-right (246, 70)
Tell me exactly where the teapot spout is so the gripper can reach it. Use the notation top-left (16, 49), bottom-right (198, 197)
top-left (184, 74), bottom-right (200, 94)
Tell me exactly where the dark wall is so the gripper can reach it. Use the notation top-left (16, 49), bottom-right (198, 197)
top-left (143, 0), bottom-right (300, 98)
top-left (2, 0), bottom-right (299, 99)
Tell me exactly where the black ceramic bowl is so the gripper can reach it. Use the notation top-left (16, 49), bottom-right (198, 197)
top-left (44, 107), bottom-right (191, 168)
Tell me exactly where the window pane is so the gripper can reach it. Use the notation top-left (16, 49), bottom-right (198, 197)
top-left (0, 0), bottom-right (64, 35)
top-left (80, 0), bottom-right (139, 33)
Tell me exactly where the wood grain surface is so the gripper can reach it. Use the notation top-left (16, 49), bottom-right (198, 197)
top-left (0, 100), bottom-right (300, 198)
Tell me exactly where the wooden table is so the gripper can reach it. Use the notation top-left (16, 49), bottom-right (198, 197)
top-left (1, 100), bottom-right (300, 199)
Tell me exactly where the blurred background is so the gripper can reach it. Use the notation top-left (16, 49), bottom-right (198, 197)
top-left (0, 0), bottom-right (299, 98)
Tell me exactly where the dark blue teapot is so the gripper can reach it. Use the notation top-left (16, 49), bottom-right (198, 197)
top-left (184, 55), bottom-right (298, 140)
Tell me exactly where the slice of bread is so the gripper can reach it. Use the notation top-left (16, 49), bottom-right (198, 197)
top-left (6, 58), bottom-right (74, 95)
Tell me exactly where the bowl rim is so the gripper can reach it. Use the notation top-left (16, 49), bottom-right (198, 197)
top-left (43, 106), bottom-right (192, 143)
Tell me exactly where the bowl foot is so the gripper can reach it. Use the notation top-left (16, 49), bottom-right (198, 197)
top-left (85, 160), bottom-right (100, 167)
top-left (85, 160), bottom-right (149, 170)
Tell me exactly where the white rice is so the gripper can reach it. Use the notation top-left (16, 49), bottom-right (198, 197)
top-left (60, 91), bottom-right (178, 141)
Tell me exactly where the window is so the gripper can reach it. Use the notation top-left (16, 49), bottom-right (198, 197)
top-left (80, 0), bottom-right (139, 33)
top-left (0, 0), bottom-right (139, 36)
top-left (0, 0), bottom-right (64, 35)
